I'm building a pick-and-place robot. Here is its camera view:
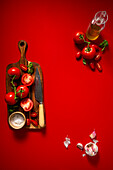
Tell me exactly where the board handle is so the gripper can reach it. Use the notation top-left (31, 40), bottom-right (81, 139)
top-left (18, 40), bottom-right (28, 64)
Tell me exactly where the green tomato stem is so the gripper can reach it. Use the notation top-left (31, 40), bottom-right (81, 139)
top-left (79, 34), bottom-right (90, 47)
top-left (10, 75), bottom-right (17, 100)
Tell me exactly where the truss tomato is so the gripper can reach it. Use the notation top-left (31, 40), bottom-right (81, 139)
top-left (82, 46), bottom-right (96, 59)
top-left (21, 73), bottom-right (34, 86)
top-left (16, 85), bottom-right (29, 98)
top-left (5, 92), bottom-right (17, 105)
top-left (73, 32), bottom-right (85, 44)
top-left (20, 98), bottom-right (33, 112)
top-left (8, 67), bottom-right (21, 79)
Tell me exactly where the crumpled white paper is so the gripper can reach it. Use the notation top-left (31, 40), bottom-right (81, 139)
top-left (64, 136), bottom-right (71, 149)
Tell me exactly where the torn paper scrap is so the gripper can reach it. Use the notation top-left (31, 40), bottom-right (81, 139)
top-left (89, 130), bottom-right (96, 139)
top-left (64, 136), bottom-right (71, 149)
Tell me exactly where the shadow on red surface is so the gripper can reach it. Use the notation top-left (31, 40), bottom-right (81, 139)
top-left (13, 127), bottom-right (46, 140)
top-left (86, 152), bottom-right (100, 167)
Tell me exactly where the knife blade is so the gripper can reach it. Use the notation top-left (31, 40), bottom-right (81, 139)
top-left (35, 67), bottom-right (45, 128)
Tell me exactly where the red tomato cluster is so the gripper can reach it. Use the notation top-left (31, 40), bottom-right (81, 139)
top-left (5, 64), bottom-right (37, 127)
top-left (5, 64), bottom-right (34, 112)
top-left (74, 31), bottom-right (103, 72)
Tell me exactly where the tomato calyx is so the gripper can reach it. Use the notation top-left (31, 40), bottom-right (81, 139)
top-left (79, 34), bottom-right (84, 40)
top-left (85, 46), bottom-right (91, 52)
top-left (16, 88), bottom-right (25, 98)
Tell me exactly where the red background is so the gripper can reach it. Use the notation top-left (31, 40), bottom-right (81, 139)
top-left (0, 0), bottom-right (113, 169)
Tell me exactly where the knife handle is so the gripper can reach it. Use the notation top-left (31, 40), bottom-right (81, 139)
top-left (39, 103), bottom-right (45, 128)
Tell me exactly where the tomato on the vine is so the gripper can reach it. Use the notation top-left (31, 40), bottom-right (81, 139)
top-left (20, 98), bottom-right (33, 112)
top-left (5, 92), bottom-right (17, 105)
top-left (16, 85), bottom-right (29, 98)
top-left (8, 67), bottom-right (21, 79)
top-left (21, 73), bottom-right (34, 86)
top-left (73, 32), bottom-right (85, 44)
top-left (82, 46), bottom-right (96, 59)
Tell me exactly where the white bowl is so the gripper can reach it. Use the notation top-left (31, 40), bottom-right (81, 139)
top-left (9, 112), bottom-right (26, 129)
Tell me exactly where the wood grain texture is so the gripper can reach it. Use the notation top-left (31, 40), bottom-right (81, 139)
top-left (6, 40), bottom-right (45, 129)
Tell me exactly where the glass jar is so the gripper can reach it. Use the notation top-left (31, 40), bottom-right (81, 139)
top-left (86, 11), bottom-right (108, 40)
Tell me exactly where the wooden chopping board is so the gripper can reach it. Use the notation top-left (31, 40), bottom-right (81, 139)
top-left (6, 40), bottom-right (45, 129)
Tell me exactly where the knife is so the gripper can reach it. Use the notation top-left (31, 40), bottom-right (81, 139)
top-left (35, 67), bottom-right (45, 128)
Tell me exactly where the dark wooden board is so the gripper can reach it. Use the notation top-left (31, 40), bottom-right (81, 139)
top-left (6, 40), bottom-right (45, 129)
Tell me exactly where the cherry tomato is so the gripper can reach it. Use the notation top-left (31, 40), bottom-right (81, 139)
top-left (16, 85), bottom-right (29, 98)
top-left (95, 52), bottom-right (102, 61)
top-left (89, 62), bottom-right (95, 71)
top-left (26, 119), bottom-right (30, 126)
top-left (73, 32), bottom-right (85, 44)
top-left (20, 64), bottom-right (28, 71)
top-left (21, 73), bottom-right (34, 86)
top-left (8, 67), bottom-right (21, 79)
top-left (31, 112), bottom-right (38, 118)
top-left (5, 92), bottom-right (17, 105)
top-left (82, 46), bottom-right (96, 59)
top-left (96, 63), bottom-right (102, 72)
top-left (76, 51), bottom-right (81, 60)
top-left (31, 119), bottom-right (38, 127)
top-left (20, 98), bottom-right (33, 112)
